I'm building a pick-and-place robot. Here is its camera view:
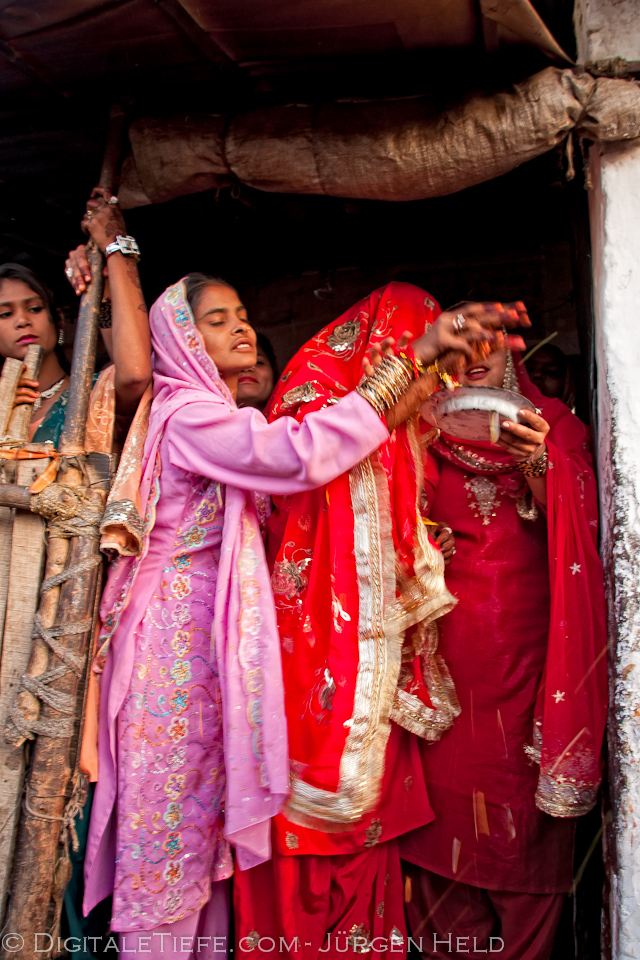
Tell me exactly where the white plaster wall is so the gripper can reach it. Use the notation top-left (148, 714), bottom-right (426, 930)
top-left (575, 0), bottom-right (640, 64)
top-left (575, 5), bottom-right (640, 954)
top-left (589, 137), bottom-right (640, 960)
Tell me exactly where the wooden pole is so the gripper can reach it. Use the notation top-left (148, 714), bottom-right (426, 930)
top-left (0, 346), bottom-right (50, 926)
top-left (0, 354), bottom-right (32, 659)
top-left (0, 110), bottom-right (127, 958)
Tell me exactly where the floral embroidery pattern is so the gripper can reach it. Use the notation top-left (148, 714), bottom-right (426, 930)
top-left (182, 524), bottom-right (205, 548)
top-left (173, 306), bottom-right (190, 328)
top-left (301, 667), bottom-right (336, 726)
top-left (164, 774), bottom-right (186, 800)
top-left (113, 475), bottom-right (232, 931)
top-left (162, 832), bottom-right (183, 858)
top-left (166, 746), bottom-right (186, 771)
top-left (170, 688), bottom-right (189, 714)
top-left (164, 889), bottom-right (182, 914)
top-left (171, 631), bottom-right (190, 657)
top-left (171, 574), bottom-right (192, 598)
top-left (163, 803), bottom-right (183, 829)
top-left (327, 318), bottom-right (361, 355)
top-left (167, 716), bottom-right (188, 742)
top-left (271, 542), bottom-right (313, 600)
top-left (165, 285), bottom-right (181, 306)
top-left (170, 659), bottom-right (192, 686)
top-left (163, 861), bottom-right (183, 885)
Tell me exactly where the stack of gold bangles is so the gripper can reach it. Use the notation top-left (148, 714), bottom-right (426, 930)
top-left (356, 350), bottom-right (419, 416)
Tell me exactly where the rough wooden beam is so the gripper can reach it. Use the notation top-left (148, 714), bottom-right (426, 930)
top-left (153, 0), bottom-right (242, 75)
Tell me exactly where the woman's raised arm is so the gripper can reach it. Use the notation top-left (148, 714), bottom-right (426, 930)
top-left (65, 187), bottom-right (151, 416)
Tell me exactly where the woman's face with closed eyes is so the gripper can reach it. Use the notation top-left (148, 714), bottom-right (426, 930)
top-left (192, 283), bottom-right (257, 378)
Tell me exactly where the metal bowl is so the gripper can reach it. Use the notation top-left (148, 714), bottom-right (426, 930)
top-left (420, 386), bottom-right (536, 443)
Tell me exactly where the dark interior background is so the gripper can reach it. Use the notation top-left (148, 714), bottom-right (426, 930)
top-left (0, 1), bottom-right (603, 953)
top-left (1, 147), bottom-right (594, 420)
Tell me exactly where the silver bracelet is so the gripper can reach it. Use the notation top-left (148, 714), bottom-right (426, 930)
top-left (105, 235), bottom-right (141, 260)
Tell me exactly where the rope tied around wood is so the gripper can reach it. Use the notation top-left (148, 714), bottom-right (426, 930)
top-left (31, 481), bottom-right (104, 541)
top-left (6, 555), bottom-right (101, 742)
top-left (5, 482), bottom-right (104, 745)
top-left (23, 772), bottom-right (88, 852)
top-left (23, 770), bottom-right (90, 945)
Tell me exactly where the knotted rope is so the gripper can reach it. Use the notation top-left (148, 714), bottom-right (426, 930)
top-left (5, 483), bottom-right (104, 744)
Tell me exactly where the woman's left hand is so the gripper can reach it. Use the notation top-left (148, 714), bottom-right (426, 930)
top-left (497, 408), bottom-right (550, 462)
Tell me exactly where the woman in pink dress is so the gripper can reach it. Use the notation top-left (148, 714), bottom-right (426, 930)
top-left (83, 274), bottom-right (523, 957)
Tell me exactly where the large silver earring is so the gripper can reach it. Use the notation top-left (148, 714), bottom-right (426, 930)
top-left (502, 349), bottom-right (518, 391)
top-left (57, 329), bottom-right (65, 346)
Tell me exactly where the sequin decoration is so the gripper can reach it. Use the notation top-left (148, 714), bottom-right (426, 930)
top-left (348, 924), bottom-right (373, 953)
top-left (364, 818), bottom-right (383, 848)
top-left (271, 541), bottom-right (313, 601)
top-left (465, 476), bottom-right (501, 525)
top-left (280, 381), bottom-right (322, 413)
top-left (327, 318), bottom-right (361, 354)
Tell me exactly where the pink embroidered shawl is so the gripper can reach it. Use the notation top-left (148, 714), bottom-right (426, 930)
top-left (84, 281), bottom-right (290, 914)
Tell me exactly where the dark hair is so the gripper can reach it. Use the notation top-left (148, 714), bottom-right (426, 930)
top-left (183, 272), bottom-right (238, 313)
top-left (256, 332), bottom-right (278, 381)
top-left (525, 343), bottom-right (568, 373)
top-left (0, 263), bottom-right (69, 371)
top-left (0, 263), bottom-right (56, 319)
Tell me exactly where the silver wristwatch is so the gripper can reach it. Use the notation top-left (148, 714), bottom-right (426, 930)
top-left (105, 235), bottom-right (141, 260)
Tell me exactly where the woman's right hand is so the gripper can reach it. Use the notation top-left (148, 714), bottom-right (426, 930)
top-left (433, 522), bottom-right (456, 564)
top-left (411, 301), bottom-right (530, 371)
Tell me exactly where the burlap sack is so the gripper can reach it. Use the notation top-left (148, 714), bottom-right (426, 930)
top-left (119, 67), bottom-right (640, 208)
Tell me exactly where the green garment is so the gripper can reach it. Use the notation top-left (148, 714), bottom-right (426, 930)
top-left (31, 390), bottom-right (68, 446)
top-left (32, 374), bottom-right (100, 447)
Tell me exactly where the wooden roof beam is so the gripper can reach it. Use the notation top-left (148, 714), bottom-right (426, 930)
top-left (0, 35), bottom-right (65, 98)
top-left (152, 0), bottom-right (243, 76)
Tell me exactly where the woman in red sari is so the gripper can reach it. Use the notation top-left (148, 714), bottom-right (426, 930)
top-left (235, 284), bottom-right (528, 958)
top-left (400, 342), bottom-right (608, 959)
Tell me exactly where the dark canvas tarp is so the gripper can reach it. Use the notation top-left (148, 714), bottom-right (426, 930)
top-left (119, 67), bottom-right (640, 208)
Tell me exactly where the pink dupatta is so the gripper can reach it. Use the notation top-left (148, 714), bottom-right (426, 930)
top-left (84, 281), bottom-right (289, 914)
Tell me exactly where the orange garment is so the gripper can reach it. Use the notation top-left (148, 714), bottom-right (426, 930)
top-left (79, 369), bottom-right (153, 781)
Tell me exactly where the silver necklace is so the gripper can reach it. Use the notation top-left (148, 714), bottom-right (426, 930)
top-left (33, 376), bottom-right (66, 412)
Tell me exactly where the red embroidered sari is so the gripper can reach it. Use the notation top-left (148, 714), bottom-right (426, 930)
top-left (266, 282), bottom-right (459, 855)
top-left (400, 360), bottom-right (607, 893)
top-left (235, 283), bottom-right (459, 956)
